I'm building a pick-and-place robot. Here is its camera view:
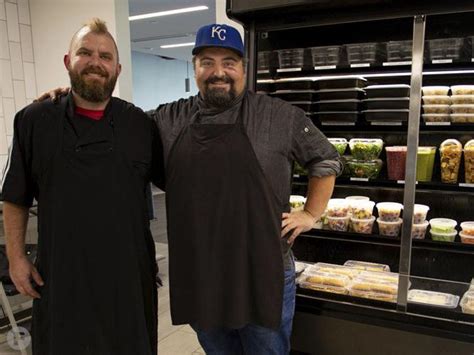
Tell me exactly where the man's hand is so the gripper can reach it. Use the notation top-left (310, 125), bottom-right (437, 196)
top-left (9, 255), bottom-right (44, 299)
top-left (281, 210), bottom-right (317, 244)
top-left (35, 87), bottom-right (70, 102)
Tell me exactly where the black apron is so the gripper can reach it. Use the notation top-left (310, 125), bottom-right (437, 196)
top-left (166, 100), bottom-right (284, 331)
top-left (32, 100), bottom-right (157, 355)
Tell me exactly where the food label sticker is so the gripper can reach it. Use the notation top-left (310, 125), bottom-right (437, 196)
top-left (293, 174), bottom-right (300, 178)
top-left (314, 65), bottom-right (337, 70)
top-left (459, 183), bottom-right (474, 188)
top-left (425, 122), bottom-right (451, 126)
top-left (257, 70), bottom-right (270, 74)
top-left (277, 68), bottom-right (302, 73)
top-left (383, 61), bottom-right (412, 66)
top-left (398, 180), bottom-right (418, 185)
top-left (370, 122), bottom-right (403, 126)
top-left (321, 122), bottom-right (356, 126)
top-left (350, 177), bottom-right (369, 182)
top-left (350, 63), bottom-right (371, 68)
top-left (432, 59), bottom-right (452, 64)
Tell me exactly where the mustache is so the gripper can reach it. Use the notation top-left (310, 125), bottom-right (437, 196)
top-left (205, 75), bottom-right (233, 85)
top-left (81, 66), bottom-right (108, 78)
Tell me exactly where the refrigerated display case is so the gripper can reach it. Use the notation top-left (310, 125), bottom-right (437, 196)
top-left (228, 1), bottom-right (474, 354)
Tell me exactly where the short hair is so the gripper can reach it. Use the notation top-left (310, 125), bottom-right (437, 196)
top-left (70, 18), bottom-right (120, 62)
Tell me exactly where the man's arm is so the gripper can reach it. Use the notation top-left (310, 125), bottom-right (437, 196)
top-left (4, 202), bottom-right (43, 298)
top-left (281, 175), bottom-right (335, 244)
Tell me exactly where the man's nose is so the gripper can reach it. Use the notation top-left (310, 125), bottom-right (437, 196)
top-left (213, 64), bottom-right (226, 78)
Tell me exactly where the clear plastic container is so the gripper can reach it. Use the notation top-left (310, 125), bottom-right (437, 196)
top-left (349, 289), bottom-right (397, 302)
top-left (310, 263), bottom-right (360, 279)
top-left (349, 273), bottom-right (399, 302)
top-left (451, 85), bottom-right (474, 95)
top-left (377, 218), bottom-right (403, 237)
top-left (365, 84), bottom-right (410, 98)
top-left (277, 48), bottom-right (305, 68)
top-left (422, 96), bottom-right (451, 105)
top-left (376, 202), bottom-right (403, 222)
top-left (327, 199), bottom-right (349, 217)
top-left (411, 221), bottom-right (429, 239)
top-left (430, 230), bottom-right (457, 242)
top-left (428, 38), bottom-right (465, 60)
top-left (345, 196), bottom-right (370, 201)
top-left (346, 42), bottom-right (383, 64)
top-left (295, 261), bottom-right (311, 274)
top-left (258, 51), bottom-right (271, 70)
top-left (349, 200), bottom-right (375, 219)
top-left (349, 138), bottom-right (384, 160)
top-left (290, 195), bottom-right (306, 211)
top-left (450, 114), bottom-right (474, 123)
top-left (450, 95), bottom-right (474, 104)
top-left (416, 147), bottom-right (436, 182)
top-left (422, 86), bottom-right (450, 96)
top-left (386, 146), bottom-right (407, 180)
top-left (460, 291), bottom-right (474, 314)
top-left (413, 204), bottom-right (430, 224)
top-left (328, 138), bottom-right (348, 156)
top-left (464, 140), bottom-right (474, 183)
top-left (422, 114), bottom-right (451, 123)
top-left (351, 216), bottom-right (376, 234)
top-left (346, 159), bottom-right (383, 179)
top-left (408, 289), bottom-right (460, 308)
top-left (423, 105), bottom-right (450, 114)
top-left (343, 260), bottom-right (390, 272)
top-left (451, 104), bottom-right (474, 114)
top-left (429, 218), bottom-right (457, 233)
top-left (316, 88), bottom-right (366, 101)
top-left (327, 215), bottom-right (350, 232)
top-left (460, 231), bottom-right (474, 244)
top-left (440, 139), bottom-right (462, 183)
top-left (301, 269), bottom-right (351, 288)
top-left (316, 76), bottom-right (367, 90)
top-left (387, 40), bottom-right (413, 61)
top-left (460, 221), bottom-right (474, 236)
top-left (310, 45), bottom-right (342, 66)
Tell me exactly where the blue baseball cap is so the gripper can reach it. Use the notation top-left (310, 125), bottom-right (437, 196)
top-left (193, 23), bottom-right (244, 57)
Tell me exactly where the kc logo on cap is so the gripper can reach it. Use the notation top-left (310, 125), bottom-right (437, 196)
top-left (193, 23), bottom-right (244, 57)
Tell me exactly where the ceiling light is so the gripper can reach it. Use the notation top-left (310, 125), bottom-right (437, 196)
top-left (129, 6), bottom-right (208, 21)
top-left (160, 42), bottom-right (195, 49)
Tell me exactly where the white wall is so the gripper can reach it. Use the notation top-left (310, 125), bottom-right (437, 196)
top-left (29, 0), bottom-right (133, 101)
top-left (131, 51), bottom-right (198, 111)
top-left (215, 0), bottom-right (244, 40)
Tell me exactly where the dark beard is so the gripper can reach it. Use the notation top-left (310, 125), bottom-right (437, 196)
top-left (203, 75), bottom-right (237, 109)
top-left (69, 66), bottom-right (117, 103)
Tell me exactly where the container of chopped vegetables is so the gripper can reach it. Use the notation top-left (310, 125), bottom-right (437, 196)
top-left (346, 159), bottom-right (383, 179)
top-left (413, 204), bottom-right (430, 224)
top-left (290, 195), bottom-right (306, 211)
top-left (460, 221), bottom-right (474, 236)
top-left (411, 221), bottom-right (429, 239)
top-left (349, 200), bottom-right (375, 219)
top-left (349, 138), bottom-right (384, 160)
top-left (376, 202), bottom-right (403, 222)
top-left (328, 138), bottom-right (348, 156)
top-left (430, 230), bottom-right (457, 242)
top-left (440, 139), bottom-right (462, 183)
top-left (351, 216), bottom-right (376, 234)
top-left (377, 218), bottom-right (403, 237)
top-left (429, 218), bottom-right (457, 234)
top-left (465, 140), bottom-right (474, 183)
top-left (327, 215), bottom-right (350, 232)
top-left (327, 199), bottom-right (350, 217)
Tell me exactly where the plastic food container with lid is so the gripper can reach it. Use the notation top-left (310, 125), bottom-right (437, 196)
top-left (290, 195), bottom-right (306, 211)
top-left (327, 216), bottom-right (350, 232)
top-left (422, 96), bottom-right (451, 105)
top-left (316, 76), bottom-right (367, 90)
top-left (460, 291), bottom-right (474, 314)
top-left (327, 198), bottom-right (350, 217)
top-left (416, 147), bottom-right (436, 182)
top-left (422, 114), bottom-right (451, 123)
top-left (377, 218), bottom-right (403, 237)
top-left (363, 109), bottom-right (409, 122)
top-left (464, 140), bottom-right (474, 183)
top-left (411, 221), bottom-right (429, 239)
top-left (328, 138), bottom-right (348, 155)
top-left (346, 159), bottom-right (383, 179)
top-left (316, 88), bottom-right (366, 101)
top-left (317, 99), bottom-right (361, 112)
top-left (385, 146), bottom-right (407, 180)
top-left (450, 104), bottom-right (474, 114)
top-left (310, 263), bottom-right (360, 279)
top-left (346, 42), bottom-right (383, 64)
top-left (376, 202), bottom-right (403, 222)
top-left (343, 260), bottom-right (390, 272)
top-left (317, 112), bottom-right (360, 124)
top-left (430, 230), bottom-right (457, 242)
top-left (365, 84), bottom-right (410, 98)
top-left (429, 218), bottom-right (457, 233)
top-left (363, 98), bottom-right (410, 110)
top-left (460, 231), bottom-right (474, 244)
top-left (299, 269), bottom-right (350, 294)
top-left (413, 204), bottom-right (430, 224)
top-left (451, 85), bottom-right (474, 95)
top-left (451, 95), bottom-right (474, 105)
top-left (428, 38), bottom-right (465, 60)
top-left (349, 138), bottom-right (384, 160)
top-left (349, 200), bottom-right (375, 219)
top-left (276, 48), bottom-right (305, 68)
top-left (423, 105), bottom-right (450, 114)
top-left (422, 86), bottom-right (450, 96)
top-left (386, 40), bottom-right (413, 62)
top-left (258, 51), bottom-right (271, 70)
top-left (345, 195), bottom-right (370, 201)
top-left (309, 45), bottom-right (342, 66)
top-left (439, 139), bottom-right (462, 184)
top-left (274, 79), bottom-right (314, 91)
top-left (450, 114), bottom-right (474, 123)
top-left (460, 221), bottom-right (474, 236)
top-left (351, 216), bottom-right (376, 234)
top-left (349, 271), bottom-right (399, 302)
top-left (408, 289), bottom-right (460, 308)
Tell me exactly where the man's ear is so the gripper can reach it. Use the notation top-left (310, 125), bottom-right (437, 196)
top-left (64, 54), bottom-right (71, 70)
top-left (117, 63), bottom-right (122, 77)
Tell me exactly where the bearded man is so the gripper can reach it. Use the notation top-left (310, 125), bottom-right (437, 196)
top-left (1, 18), bottom-right (160, 355)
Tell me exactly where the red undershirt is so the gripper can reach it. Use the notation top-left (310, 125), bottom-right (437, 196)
top-left (75, 106), bottom-right (105, 121)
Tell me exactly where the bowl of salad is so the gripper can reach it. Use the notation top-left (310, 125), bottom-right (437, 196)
top-left (349, 138), bottom-right (384, 160)
top-left (328, 138), bottom-right (348, 156)
top-left (347, 159), bottom-right (383, 179)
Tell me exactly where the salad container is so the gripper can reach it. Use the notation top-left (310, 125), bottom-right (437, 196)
top-left (411, 221), bottom-right (429, 239)
top-left (376, 202), bottom-right (403, 222)
top-left (377, 218), bottom-right (403, 237)
top-left (349, 138), bottom-right (384, 160)
top-left (327, 199), bottom-right (350, 217)
top-left (328, 138), bottom-right (348, 155)
top-left (440, 139), bottom-right (462, 184)
top-left (429, 218), bottom-right (457, 233)
top-left (327, 215), bottom-right (350, 232)
top-left (346, 159), bottom-right (383, 179)
top-left (351, 216), bottom-right (376, 234)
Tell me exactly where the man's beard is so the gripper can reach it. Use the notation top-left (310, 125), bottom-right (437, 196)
top-left (202, 75), bottom-right (237, 109)
top-left (69, 66), bottom-right (117, 103)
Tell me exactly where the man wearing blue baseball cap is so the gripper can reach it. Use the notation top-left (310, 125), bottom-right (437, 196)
top-left (152, 23), bottom-right (342, 354)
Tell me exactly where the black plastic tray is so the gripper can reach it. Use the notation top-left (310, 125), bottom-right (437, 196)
top-left (365, 85), bottom-right (411, 98)
top-left (364, 110), bottom-right (409, 121)
top-left (256, 82), bottom-right (274, 93)
top-left (317, 76), bottom-right (367, 90)
top-left (363, 98), bottom-right (410, 110)
top-left (291, 102), bottom-right (319, 112)
top-left (316, 111), bottom-right (360, 123)
top-left (272, 91), bottom-right (315, 102)
top-left (317, 100), bottom-right (361, 111)
top-left (275, 80), bottom-right (314, 91)
top-left (317, 88), bottom-right (366, 101)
